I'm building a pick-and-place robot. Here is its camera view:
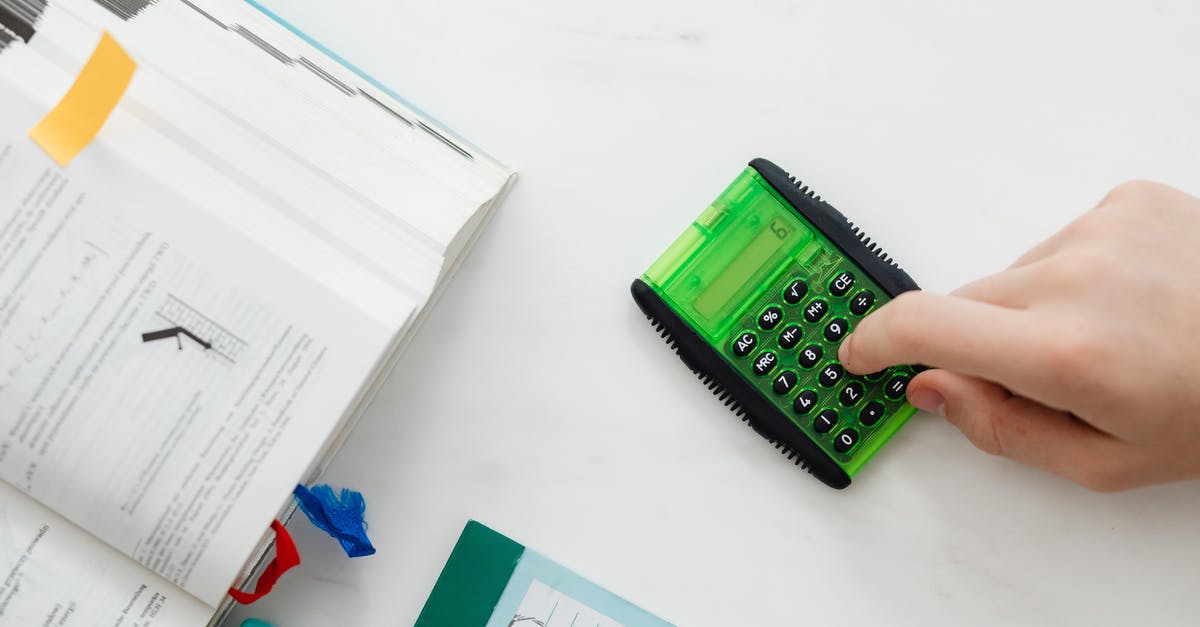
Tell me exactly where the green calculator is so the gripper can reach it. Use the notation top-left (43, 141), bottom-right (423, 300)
top-left (631, 159), bottom-right (920, 489)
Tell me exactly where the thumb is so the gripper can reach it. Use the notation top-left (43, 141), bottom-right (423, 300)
top-left (907, 369), bottom-right (1138, 491)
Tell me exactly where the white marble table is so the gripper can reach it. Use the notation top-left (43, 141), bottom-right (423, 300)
top-left (228, 1), bottom-right (1200, 625)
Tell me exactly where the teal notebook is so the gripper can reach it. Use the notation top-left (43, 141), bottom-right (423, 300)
top-left (417, 521), bottom-right (674, 627)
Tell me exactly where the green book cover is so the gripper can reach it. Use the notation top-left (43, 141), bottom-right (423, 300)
top-left (416, 521), bottom-right (674, 627)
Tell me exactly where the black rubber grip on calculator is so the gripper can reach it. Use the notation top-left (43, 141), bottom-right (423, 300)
top-left (749, 158), bottom-right (919, 298)
top-left (631, 278), bottom-right (852, 489)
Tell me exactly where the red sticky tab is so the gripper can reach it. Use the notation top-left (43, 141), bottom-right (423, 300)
top-left (228, 520), bottom-right (300, 604)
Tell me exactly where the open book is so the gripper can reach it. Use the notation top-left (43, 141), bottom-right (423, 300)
top-left (0, 0), bottom-right (515, 624)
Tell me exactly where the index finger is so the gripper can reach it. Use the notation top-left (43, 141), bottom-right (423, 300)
top-left (838, 291), bottom-right (1040, 386)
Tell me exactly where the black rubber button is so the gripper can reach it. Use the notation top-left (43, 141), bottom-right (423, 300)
top-left (885, 374), bottom-right (910, 399)
top-left (803, 299), bottom-right (829, 323)
top-left (778, 325), bottom-right (803, 350)
top-left (839, 381), bottom-right (865, 407)
top-left (783, 279), bottom-right (808, 305)
top-left (798, 345), bottom-right (823, 369)
top-left (834, 428), bottom-right (859, 453)
top-left (758, 306), bottom-right (783, 330)
top-left (773, 370), bottom-right (798, 395)
top-left (793, 389), bottom-right (818, 414)
top-left (752, 351), bottom-right (778, 376)
top-left (818, 363), bottom-right (845, 388)
top-left (731, 332), bottom-right (757, 357)
top-left (824, 318), bottom-right (850, 343)
top-left (830, 271), bottom-right (855, 297)
top-left (849, 290), bottom-right (875, 316)
top-left (859, 401), bottom-right (885, 427)
top-left (813, 409), bottom-right (838, 434)
top-left (864, 369), bottom-right (887, 382)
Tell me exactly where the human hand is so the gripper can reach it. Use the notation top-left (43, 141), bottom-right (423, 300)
top-left (838, 181), bottom-right (1200, 491)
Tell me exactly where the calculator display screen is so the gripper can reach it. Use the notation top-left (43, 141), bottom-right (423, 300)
top-left (648, 173), bottom-right (811, 342)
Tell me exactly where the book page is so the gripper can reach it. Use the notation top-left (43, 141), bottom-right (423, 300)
top-left (0, 480), bottom-right (211, 627)
top-left (0, 77), bottom-right (407, 605)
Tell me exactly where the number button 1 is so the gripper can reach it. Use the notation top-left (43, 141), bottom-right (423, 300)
top-left (813, 409), bottom-right (838, 434)
top-left (759, 306), bottom-right (783, 330)
top-left (731, 332), bottom-right (757, 357)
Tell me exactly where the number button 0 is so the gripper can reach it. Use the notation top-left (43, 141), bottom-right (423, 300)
top-left (830, 271), bottom-right (855, 296)
top-left (813, 409), bottom-right (838, 434)
top-left (849, 290), bottom-right (875, 316)
top-left (778, 325), bottom-right (803, 350)
top-left (885, 374), bottom-right (910, 399)
top-left (752, 351), bottom-right (778, 376)
top-left (783, 279), bottom-right (808, 305)
top-left (798, 345), bottom-right (823, 368)
top-left (731, 332), bottom-right (757, 357)
top-left (834, 428), bottom-right (860, 453)
top-left (793, 389), bottom-right (818, 414)
top-left (803, 299), bottom-right (829, 323)
top-left (758, 306), bottom-right (783, 330)
top-left (818, 363), bottom-right (845, 388)
top-left (773, 370), bottom-right (798, 395)
top-left (859, 401), bottom-right (885, 427)
top-left (824, 318), bottom-right (849, 343)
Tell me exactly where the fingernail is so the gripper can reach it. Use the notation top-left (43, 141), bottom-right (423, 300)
top-left (909, 388), bottom-right (945, 417)
top-left (837, 332), bottom-right (853, 366)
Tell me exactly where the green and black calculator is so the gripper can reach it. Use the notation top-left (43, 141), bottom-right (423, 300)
top-left (631, 159), bottom-right (919, 489)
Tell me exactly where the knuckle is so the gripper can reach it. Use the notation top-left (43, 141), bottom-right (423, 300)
top-left (1101, 179), bottom-right (1165, 207)
top-left (1042, 322), bottom-right (1109, 377)
top-left (959, 406), bottom-right (1006, 457)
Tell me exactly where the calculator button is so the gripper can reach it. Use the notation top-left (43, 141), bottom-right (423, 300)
top-left (859, 401), bottom-right (886, 427)
top-left (818, 363), bottom-right (845, 388)
top-left (731, 332), bottom-right (757, 357)
top-left (849, 290), bottom-right (876, 316)
top-left (783, 279), bottom-right (808, 305)
top-left (798, 345), bottom-right (823, 368)
top-left (885, 374), bottom-right (910, 399)
top-left (752, 352), bottom-right (778, 376)
top-left (773, 370), bottom-right (798, 395)
top-left (864, 369), bottom-right (886, 382)
top-left (834, 428), bottom-right (860, 453)
top-left (778, 325), bottom-right (803, 350)
top-left (802, 299), bottom-right (829, 323)
top-left (824, 318), bottom-right (850, 343)
top-left (830, 271), bottom-right (856, 297)
top-left (792, 390), bottom-right (818, 414)
top-left (758, 306), bottom-right (783, 330)
top-left (813, 409), bottom-right (838, 434)
top-left (839, 381), bottom-right (864, 407)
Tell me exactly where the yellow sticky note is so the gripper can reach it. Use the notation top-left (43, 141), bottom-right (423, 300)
top-left (29, 32), bottom-right (136, 167)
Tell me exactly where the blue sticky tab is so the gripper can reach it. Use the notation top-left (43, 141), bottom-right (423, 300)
top-left (293, 484), bottom-right (377, 558)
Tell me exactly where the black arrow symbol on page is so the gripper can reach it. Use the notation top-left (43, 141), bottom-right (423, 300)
top-left (141, 327), bottom-right (212, 351)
